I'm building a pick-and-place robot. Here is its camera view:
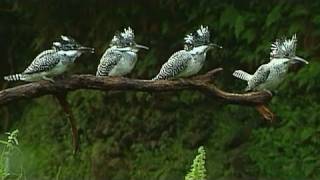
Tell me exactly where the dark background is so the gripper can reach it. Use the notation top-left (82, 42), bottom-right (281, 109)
top-left (0, 1), bottom-right (320, 179)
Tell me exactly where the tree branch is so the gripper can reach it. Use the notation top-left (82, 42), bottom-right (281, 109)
top-left (0, 68), bottom-right (274, 151)
top-left (0, 68), bottom-right (272, 106)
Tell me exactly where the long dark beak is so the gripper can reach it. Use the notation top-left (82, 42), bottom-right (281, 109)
top-left (78, 46), bottom-right (95, 53)
top-left (135, 44), bottom-right (149, 50)
top-left (292, 56), bottom-right (308, 64)
top-left (209, 43), bottom-right (223, 49)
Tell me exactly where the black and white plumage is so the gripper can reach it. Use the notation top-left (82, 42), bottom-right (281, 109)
top-left (96, 27), bottom-right (148, 77)
top-left (153, 25), bottom-right (221, 80)
top-left (233, 34), bottom-right (308, 91)
top-left (4, 35), bottom-right (94, 82)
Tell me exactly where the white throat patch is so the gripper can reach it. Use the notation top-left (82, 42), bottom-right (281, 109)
top-left (58, 50), bottom-right (82, 58)
top-left (189, 45), bottom-right (209, 55)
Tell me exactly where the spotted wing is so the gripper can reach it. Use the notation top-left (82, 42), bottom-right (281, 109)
top-left (247, 64), bottom-right (270, 91)
top-left (23, 50), bottom-right (60, 74)
top-left (96, 50), bottom-right (122, 76)
top-left (153, 50), bottom-right (192, 80)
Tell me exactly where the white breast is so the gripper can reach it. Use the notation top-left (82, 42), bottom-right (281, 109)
top-left (258, 59), bottom-right (289, 90)
top-left (48, 61), bottom-right (70, 75)
top-left (178, 46), bottom-right (207, 77)
top-left (109, 51), bottom-right (138, 76)
top-left (58, 50), bottom-right (82, 62)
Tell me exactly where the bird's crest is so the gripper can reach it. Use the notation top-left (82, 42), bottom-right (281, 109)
top-left (184, 25), bottom-right (210, 50)
top-left (60, 35), bottom-right (78, 44)
top-left (52, 35), bottom-right (80, 50)
top-left (270, 34), bottom-right (297, 59)
top-left (110, 27), bottom-right (135, 47)
top-left (61, 35), bottom-right (72, 41)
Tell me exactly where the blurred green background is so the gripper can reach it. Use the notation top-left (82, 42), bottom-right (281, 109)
top-left (0, 1), bottom-right (320, 179)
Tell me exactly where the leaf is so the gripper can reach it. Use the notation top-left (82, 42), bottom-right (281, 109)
top-left (290, 5), bottom-right (308, 17)
top-left (288, 22), bottom-right (303, 34)
top-left (300, 128), bottom-right (314, 141)
top-left (312, 15), bottom-right (320, 25)
top-left (220, 6), bottom-right (238, 28)
top-left (235, 16), bottom-right (245, 39)
top-left (303, 163), bottom-right (316, 176)
top-left (185, 146), bottom-right (206, 180)
top-left (266, 5), bottom-right (282, 27)
top-left (0, 140), bottom-right (9, 145)
top-left (242, 28), bottom-right (255, 43)
top-left (13, 137), bottom-right (19, 145)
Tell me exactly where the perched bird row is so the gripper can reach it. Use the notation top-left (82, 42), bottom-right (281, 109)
top-left (4, 25), bottom-right (308, 92)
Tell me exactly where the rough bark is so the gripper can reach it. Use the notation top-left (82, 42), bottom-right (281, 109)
top-left (0, 68), bottom-right (274, 152)
top-left (0, 68), bottom-right (272, 106)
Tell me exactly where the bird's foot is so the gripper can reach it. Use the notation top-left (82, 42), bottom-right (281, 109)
top-left (262, 89), bottom-right (273, 96)
top-left (55, 74), bottom-right (68, 80)
top-left (42, 76), bottom-right (55, 83)
top-left (177, 78), bottom-right (189, 83)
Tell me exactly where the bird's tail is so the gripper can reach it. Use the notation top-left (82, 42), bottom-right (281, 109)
top-left (152, 74), bottom-right (167, 80)
top-left (152, 76), bottom-right (159, 80)
top-left (152, 74), bottom-right (162, 80)
top-left (233, 70), bottom-right (252, 81)
top-left (244, 86), bottom-right (252, 92)
top-left (4, 74), bottom-right (24, 81)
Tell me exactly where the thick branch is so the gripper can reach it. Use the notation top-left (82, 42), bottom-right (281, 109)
top-left (0, 68), bottom-right (274, 150)
top-left (0, 68), bottom-right (272, 106)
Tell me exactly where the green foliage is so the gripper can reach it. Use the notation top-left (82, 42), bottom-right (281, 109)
top-left (246, 99), bottom-right (320, 179)
top-left (1, 1), bottom-right (320, 180)
top-left (185, 146), bottom-right (207, 180)
top-left (0, 129), bottom-right (24, 180)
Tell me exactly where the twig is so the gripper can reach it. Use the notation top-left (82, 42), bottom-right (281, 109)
top-left (55, 93), bottom-right (79, 154)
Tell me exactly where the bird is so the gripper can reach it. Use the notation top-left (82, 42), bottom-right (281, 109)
top-left (4, 35), bottom-right (94, 82)
top-left (233, 34), bottom-right (308, 92)
top-left (96, 27), bottom-right (149, 77)
top-left (152, 25), bottom-right (221, 80)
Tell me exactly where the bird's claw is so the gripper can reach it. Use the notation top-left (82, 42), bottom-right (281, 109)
top-left (42, 76), bottom-right (55, 83)
top-left (262, 89), bottom-right (273, 97)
